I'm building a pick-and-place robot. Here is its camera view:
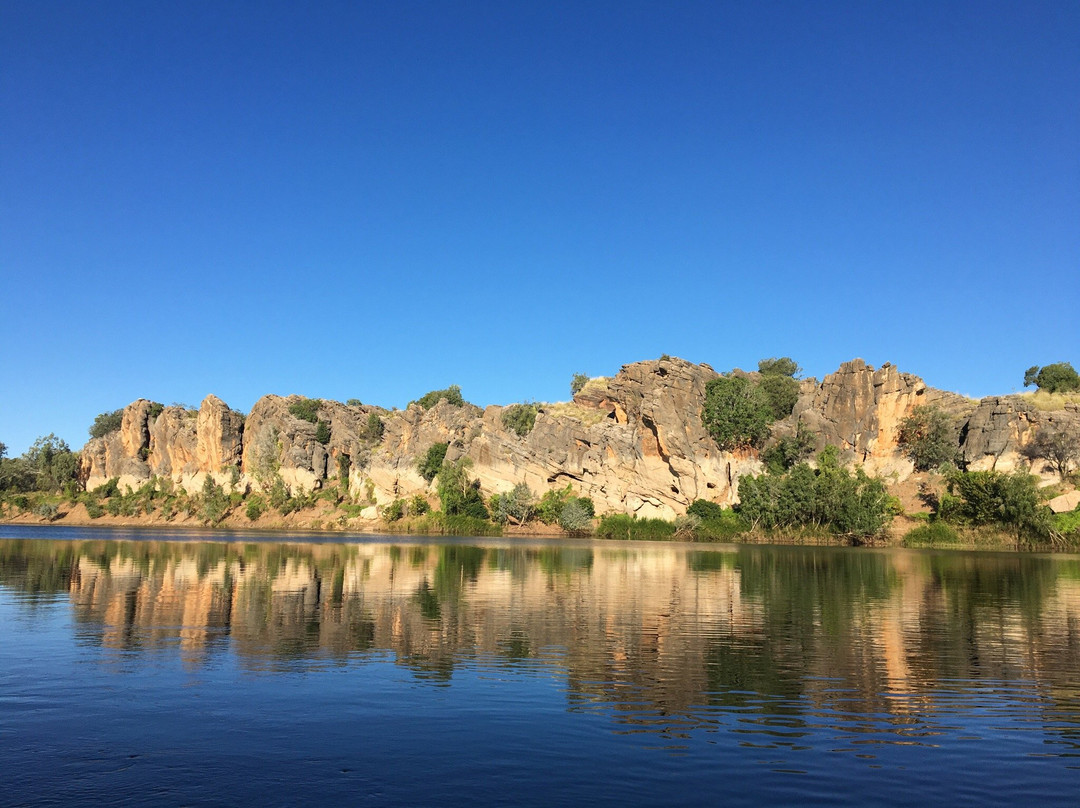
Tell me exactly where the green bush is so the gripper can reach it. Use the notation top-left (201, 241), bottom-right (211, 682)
top-left (245, 495), bottom-right (266, 521)
top-left (595, 514), bottom-right (677, 541)
top-left (687, 499), bottom-right (724, 520)
top-left (288, 398), bottom-right (322, 423)
top-left (897, 406), bottom-right (958, 471)
top-left (92, 478), bottom-right (121, 499)
top-left (410, 494), bottom-right (430, 516)
top-left (418, 443), bottom-right (449, 483)
top-left (501, 403), bottom-right (538, 437)
top-left (701, 376), bottom-right (774, 450)
top-left (89, 409), bottom-right (124, 439)
top-left (34, 502), bottom-right (59, 520)
top-left (558, 498), bottom-right (594, 533)
top-left (315, 420), bottom-right (331, 445)
top-left (412, 385), bottom-right (465, 410)
top-left (571, 373), bottom-right (589, 396)
top-left (736, 446), bottom-right (893, 537)
top-left (693, 511), bottom-right (751, 541)
top-left (85, 500), bottom-right (105, 519)
top-left (902, 520), bottom-right (961, 547)
top-left (941, 469), bottom-right (1050, 542)
top-left (383, 498), bottom-right (406, 522)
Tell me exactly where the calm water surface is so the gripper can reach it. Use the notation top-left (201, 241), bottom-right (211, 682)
top-left (2, 525), bottom-right (1079, 806)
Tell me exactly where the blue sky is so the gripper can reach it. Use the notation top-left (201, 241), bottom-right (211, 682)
top-left (2, 0), bottom-right (1077, 455)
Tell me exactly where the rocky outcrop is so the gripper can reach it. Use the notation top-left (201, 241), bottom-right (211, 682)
top-left (83, 396), bottom-right (247, 491)
top-left (782, 359), bottom-right (973, 477)
top-left (79, 356), bottom-right (1079, 515)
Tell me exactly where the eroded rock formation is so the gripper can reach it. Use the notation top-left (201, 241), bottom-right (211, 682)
top-left (80, 357), bottom-right (1080, 517)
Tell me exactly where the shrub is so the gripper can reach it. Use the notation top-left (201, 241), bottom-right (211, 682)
top-left (34, 502), bottom-right (59, 520)
top-left (147, 402), bottom-right (164, 420)
top-left (558, 498), bottom-right (594, 533)
top-left (92, 478), bottom-right (121, 499)
top-left (902, 520), bottom-right (961, 547)
top-left (595, 514), bottom-right (677, 541)
top-left (701, 376), bottom-right (774, 450)
top-left (501, 403), bottom-right (538, 438)
top-left (942, 469), bottom-right (1050, 542)
top-left (245, 495), bottom-right (266, 521)
top-left (315, 420), bottom-right (331, 445)
top-left (687, 499), bottom-right (725, 520)
top-left (571, 373), bottom-right (589, 396)
top-left (85, 500), bottom-right (105, 519)
top-left (693, 510), bottom-right (750, 541)
top-left (418, 443), bottom-right (449, 483)
top-left (383, 498), bottom-right (406, 522)
top-left (412, 385), bottom-right (464, 410)
top-left (1024, 362), bottom-right (1080, 394)
top-left (410, 494), bottom-right (430, 516)
top-left (89, 409), bottom-right (124, 439)
top-left (346, 399), bottom-right (363, 407)
top-left (736, 446), bottom-right (892, 537)
top-left (897, 406), bottom-right (958, 471)
top-left (288, 398), bottom-right (322, 423)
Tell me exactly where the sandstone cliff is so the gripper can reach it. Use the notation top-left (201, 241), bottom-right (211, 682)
top-left (80, 357), bottom-right (1080, 519)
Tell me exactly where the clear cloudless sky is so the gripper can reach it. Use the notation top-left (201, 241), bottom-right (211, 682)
top-left (2, 0), bottom-right (1078, 454)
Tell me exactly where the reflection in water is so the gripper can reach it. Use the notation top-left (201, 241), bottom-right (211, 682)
top-left (3, 537), bottom-right (1080, 739)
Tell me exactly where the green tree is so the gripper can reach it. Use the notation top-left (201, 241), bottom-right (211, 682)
top-left (736, 446), bottom-right (892, 537)
top-left (1024, 362), bottom-right (1080, 394)
top-left (570, 373), bottom-right (589, 396)
top-left (1021, 423), bottom-right (1080, 480)
top-left (418, 443), bottom-right (449, 483)
top-left (412, 385), bottom-right (465, 410)
top-left (757, 357), bottom-right (801, 378)
top-left (89, 409), bottom-right (124, 439)
top-left (701, 376), bottom-right (774, 450)
top-left (436, 458), bottom-right (488, 518)
top-left (897, 406), bottom-right (958, 471)
top-left (24, 434), bottom-right (80, 493)
top-left (314, 420), bottom-right (331, 445)
top-left (491, 482), bottom-right (536, 525)
top-left (364, 412), bottom-right (385, 442)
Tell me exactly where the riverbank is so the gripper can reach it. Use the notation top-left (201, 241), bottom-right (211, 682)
top-left (3, 497), bottom-right (1073, 552)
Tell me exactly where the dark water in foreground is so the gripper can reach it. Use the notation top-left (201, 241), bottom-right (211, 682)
top-left (2, 526), bottom-right (1079, 806)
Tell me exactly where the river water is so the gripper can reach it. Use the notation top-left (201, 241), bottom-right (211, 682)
top-left (1, 525), bottom-right (1078, 806)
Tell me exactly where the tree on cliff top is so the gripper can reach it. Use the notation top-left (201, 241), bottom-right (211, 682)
top-left (89, 409), bottom-right (124, 439)
top-left (1024, 363), bottom-right (1080, 394)
top-left (701, 376), bottom-right (773, 450)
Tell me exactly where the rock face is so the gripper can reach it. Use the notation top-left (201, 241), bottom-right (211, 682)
top-left (79, 357), bottom-right (1080, 514)
top-left (783, 359), bottom-right (973, 477)
top-left (83, 396), bottom-right (246, 491)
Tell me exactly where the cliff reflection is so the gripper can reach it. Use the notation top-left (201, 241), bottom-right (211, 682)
top-left (2, 538), bottom-right (1080, 737)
